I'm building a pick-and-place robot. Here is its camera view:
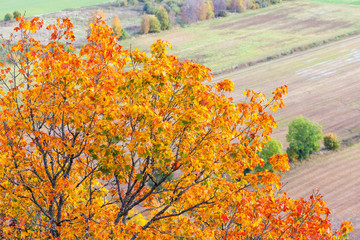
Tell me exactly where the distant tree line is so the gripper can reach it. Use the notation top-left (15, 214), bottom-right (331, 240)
top-left (139, 0), bottom-right (283, 34)
top-left (3, 11), bottom-right (21, 21)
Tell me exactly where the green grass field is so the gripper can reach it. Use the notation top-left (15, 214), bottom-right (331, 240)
top-left (123, 0), bottom-right (360, 72)
top-left (0, 0), bottom-right (112, 18)
top-left (311, 0), bottom-right (360, 4)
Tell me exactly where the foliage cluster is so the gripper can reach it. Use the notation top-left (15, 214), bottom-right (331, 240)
top-left (324, 133), bottom-right (340, 150)
top-left (139, 0), bottom-right (281, 35)
top-left (286, 116), bottom-right (323, 161)
top-left (0, 16), bottom-right (352, 239)
top-left (286, 117), bottom-right (341, 161)
top-left (111, 14), bottom-right (129, 40)
top-left (256, 138), bottom-right (283, 172)
top-left (114, 0), bottom-right (139, 7)
top-left (3, 11), bottom-right (22, 21)
top-left (141, 14), bottom-right (161, 33)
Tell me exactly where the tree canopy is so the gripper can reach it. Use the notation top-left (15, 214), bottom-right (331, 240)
top-left (286, 116), bottom-right (323, 160)
top-left (0, 17), bottom-right (352, 239)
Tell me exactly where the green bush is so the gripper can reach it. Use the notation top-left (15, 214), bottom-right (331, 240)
top-left (144, 2), bottom-right (157, 14)
top-left (286, 145), bottom-right (298, 162)
top-left (149, 15), bottom-right (161, 33)
top-left (286, 116), bottom-right (322, 160)
top-left (156, 6), bottom-right (170, 30)
top-left (323, 133), bottom-right (339, 150)
top-left (128, 0), bottom-right (138, 5)
top-left (256, 138), bottom-right (283, 172)
top-left (217, 10), bottom-right (228, 17)
top-left (4, 13), bottom-right (13, 21)
top-left (13, 10), bottom-right (21, 19)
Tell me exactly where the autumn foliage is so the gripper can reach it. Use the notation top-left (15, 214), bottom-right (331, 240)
top-left (0, 17), bottom-right (353, 239)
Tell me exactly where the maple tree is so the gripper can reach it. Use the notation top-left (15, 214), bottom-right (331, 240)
top-left (0, 17), bottom-right (353, 239)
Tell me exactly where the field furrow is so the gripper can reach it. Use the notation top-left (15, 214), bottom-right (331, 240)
top-left (281, 144), bottom-right (360, 238)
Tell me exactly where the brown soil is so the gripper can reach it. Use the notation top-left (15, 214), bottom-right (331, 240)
top-left (281, 144), bottom-right (360, 238)
top-left (214, 35), bottom-right (360, 238)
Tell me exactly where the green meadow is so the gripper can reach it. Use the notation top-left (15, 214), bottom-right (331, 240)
top-left (0, 0), bottom-right (111, 18)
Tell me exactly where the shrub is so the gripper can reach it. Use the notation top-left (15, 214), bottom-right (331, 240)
top-left (140, 14), bottom-right (150, 34)
top-left (286, 116), bottom-right (322, 160)
top-left (128, 0), bottom-right (138, 5)
top-left (111, 14), bottom-right (126, 40)
top-left (156, 6), bottom-right (170, 30)
top-left (206, 1), bottom-right (215, 19)
top-left (259, 138), bottom-right (283, 161)
top-left (117, 0), bottom-right (128, 6)
top-left (286, 145), bottom-right (298, 162)
top-left (149, 15), bottom-right (161, 33)
top-left (256, 138), bottom-right (283, 172)
top-left (323, 133), bottom-right (339, 150)
top-left (217, 10), bottom-right (228, 17)
top-left (13, 10), bottom-right (21, 19)
top-left (144, 2), bottom-right (157, 14)
top-left (4, 13), bottom-right (13, 21)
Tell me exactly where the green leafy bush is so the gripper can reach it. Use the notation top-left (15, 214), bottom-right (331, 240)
top-left (256, 138), bottom-right (283, 172)
top-left (13, 11), bottom-right (21, 19)
top-left (4, 13), bottom-right (13, 21)
top-left (286, 145), bottom-right (298, 162)
top-left (286, 116), bottom-right (322, 160)
top-left (156, 6), bottom-right (170, 30)
top-left (323, 133), bottom-right (339, 150)
top-left (144, 2), bottom-right (158, 14)
top-left (149, 15), bottom-right (161, 33)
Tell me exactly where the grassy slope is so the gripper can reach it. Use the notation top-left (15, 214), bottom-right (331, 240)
top-left (0, 0), bottom-right (112, 18)
top-left (311, 0), bottom-right (360, 4)
top-left (123, 0), bottom-right (360, 72)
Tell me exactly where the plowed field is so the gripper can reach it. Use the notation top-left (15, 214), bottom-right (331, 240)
top-left (215, 35), bottom-right (360, 146)
top-left (214, 35), bottom-right (360, 237)
top-left (281, 143), bottom-right (360, 238)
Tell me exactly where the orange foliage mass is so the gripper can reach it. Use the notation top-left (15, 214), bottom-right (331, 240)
top-left (0, 17), bottom-right (352, 239)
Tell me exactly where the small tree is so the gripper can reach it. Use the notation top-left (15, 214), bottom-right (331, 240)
top-left (141, 14), bottom-right (151, 34)
top-left (286, 116), bottom-right (322, 160)
top-left (181, 0), bottom-right (208, 23)
top-left (230, 0), bottom-right (245, 12)
top-left (155, 6), bottom-right (171, 30)
top-left (13, 10), bottom-right (21, 19)
top-left (256, 138), bottom-right (283, 172)
top-left (206, 1), bottom-right (215, 19)
top-left (144, 2), bottom-right (157, 14)
top-left (323, 133), bottom-right (339, 151)
top-left (4, 13), bottom-right (13, 21)
top-left (111, 14), bottom-right (126, 40)
top-left (149, 15), bottom-right (161, 33)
